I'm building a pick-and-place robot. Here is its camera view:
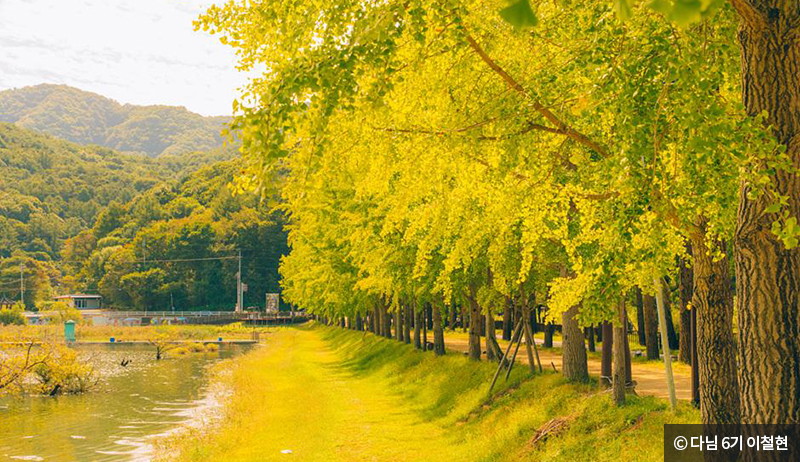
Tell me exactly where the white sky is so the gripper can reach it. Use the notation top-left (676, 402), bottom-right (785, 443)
top-left (0, 0), bottom-right (248, 117)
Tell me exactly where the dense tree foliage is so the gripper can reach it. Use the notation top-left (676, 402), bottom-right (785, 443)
top-left (199, 0), bottom-right (798, 425)
top-left (0, 123), bottom-right (234, 261)
top-left (61, 160), bottom-right (288, 311)
top-left (0, 84), bottom-right (229, 157)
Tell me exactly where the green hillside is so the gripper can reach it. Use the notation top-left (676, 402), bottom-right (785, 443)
top-left (60, 160), bottom-right (288, 311)
top-left (0, 84), bottom-right (229, 157)
top-left (0, 123), bottom-right (236, 307)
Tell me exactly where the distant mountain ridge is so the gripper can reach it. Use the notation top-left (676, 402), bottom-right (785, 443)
top-left (0, 84), bottom-right (230, 157)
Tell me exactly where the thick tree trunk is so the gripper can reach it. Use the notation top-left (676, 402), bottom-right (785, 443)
top-left (678, 253), bottom-right (693, 364)
top-left (635, 288), bottom-right (646, 346)
top-left (467, 289), bottom-right (482, 361)
top-left (502, 297), bottom-right (512, 341)
top-left (734, 7), bottom-right (800, 425)
top-left (642, 294), bottom-right (660, 360)
top-left (601, 321), bottom-right (613, 386)
top-left (562, 305), bottom-right (589, 382)
top-left (691, 232), bottom-right (740, 425)
top-left (414, 306), bottom-right (422, 349)
top-left (613, 300), bottom-right (627, 405)
top-left (586, 326), bottom-right (595, 352)
top-left (432, 303), bottom-right (445, 356)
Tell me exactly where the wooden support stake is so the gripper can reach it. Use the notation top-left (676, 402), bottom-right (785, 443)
top-left (505, 325), bottom-right (525, 381)
top-left (522, 309), bottom-right (537, 374)
top-left (489, 318), bottom-right (524, 392)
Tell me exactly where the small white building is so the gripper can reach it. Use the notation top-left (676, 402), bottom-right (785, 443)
top-left (54, 294), bottom-right (102, 310)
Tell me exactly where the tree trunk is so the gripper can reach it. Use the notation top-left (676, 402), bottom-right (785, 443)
top-left (376, 302), bottom-right (383, 336)
top-left (736, 7), bottom-right (800, 425)
top-left (543, 323), bottom-right (554, 348)
top-left (467, 289), bottom-right (482, 361)
top-left (642, 293), bottom-right (660, 360)
top-left (601, 321), bottom-right (613, 386)
top-left (450, 303), bottom-right (458, 330)
top-left (422, 305), bottom-right (428, 349)
top-left (635, 288), bottom-right (646, 346)
top-left (562, 305), bottom-right (589, 382)
top-left (660, 279), bottom-right (679, 351)
top-left (426, 304), bottom-right (433, 330)
top-left (690, 232), bottom-right (740, 425)
top-left (460, 303), bottom-right (467, 333)
top-left (404, 304), bottom-right (411, 344)
top-left (586, 325), bottom-right (595, 352)
top-left (502, 297), bottom-right (512, 341)
top-left (382, 299), bottom-right (392, 339)
top-left (690, 302), bottom-right (700, 407)
top-left (485, 309), bottom-right (502, 361)
top-left (414, 306), bottom-right (422, 350)
top-left (432, 303), bottom-right (445, 356)
top-left (613, 300), bottom-right (627, 405)
top-left (393, 307), bottom-right (400, 341)
top-left (678, 252), bottom-right (693, 364)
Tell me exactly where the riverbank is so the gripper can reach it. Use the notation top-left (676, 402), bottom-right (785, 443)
top-left (0, 323), bottom-right (272, 343)
top-left (157, 324), bottom-right (699, 462)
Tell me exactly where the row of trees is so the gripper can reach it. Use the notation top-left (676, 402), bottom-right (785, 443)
top-left (200, 0), bottom-right (800, 425)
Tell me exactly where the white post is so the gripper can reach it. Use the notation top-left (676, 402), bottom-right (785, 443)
top-left (19, 263), bottom-right (24, 306)
top-left (236, 250), bottom-right (242, 313)
top-left (654, 277), bottom-right (677, 411)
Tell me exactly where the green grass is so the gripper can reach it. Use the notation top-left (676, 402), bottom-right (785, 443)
top-left (158, 323), bottom-right (699, 462)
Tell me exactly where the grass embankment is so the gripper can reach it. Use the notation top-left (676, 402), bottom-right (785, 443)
top-left (159, 324), bottom-right (698, 462)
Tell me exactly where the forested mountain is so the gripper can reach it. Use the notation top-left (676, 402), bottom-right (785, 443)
top-left (60, 160), bottom-right (288, 311)
top-left (0, 84), bottom-right (229, 157)
top-left (0, 123), bottom-right (237, 308)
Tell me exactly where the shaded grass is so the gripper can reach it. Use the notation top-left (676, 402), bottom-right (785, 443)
top-left (160, 323), bottom-right (699, 462)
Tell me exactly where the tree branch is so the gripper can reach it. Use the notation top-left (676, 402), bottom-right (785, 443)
top-left (462, 31), bottom-right (611, 159)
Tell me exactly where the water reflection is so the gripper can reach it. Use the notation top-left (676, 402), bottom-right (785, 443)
top-left (0, 343), bottom-right (247, 461)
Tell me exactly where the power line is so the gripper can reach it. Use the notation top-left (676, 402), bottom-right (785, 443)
top-left (53, 255), bottom-right (240, 265)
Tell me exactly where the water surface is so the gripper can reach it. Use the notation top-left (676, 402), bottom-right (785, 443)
top-left (0, 343), bottom-right (247, 462)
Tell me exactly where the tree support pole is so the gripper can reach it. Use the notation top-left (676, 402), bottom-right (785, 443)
top-left (489, 318), bottom-right (523, 392)
top-left (654, 277), bottom-right (678, 411)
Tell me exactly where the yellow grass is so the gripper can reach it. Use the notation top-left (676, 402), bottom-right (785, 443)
top-left (157, 324), bottom-right (699, 462)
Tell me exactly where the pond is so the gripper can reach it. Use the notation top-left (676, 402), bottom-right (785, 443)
top-left (0, 343), bottom-right (250, 461)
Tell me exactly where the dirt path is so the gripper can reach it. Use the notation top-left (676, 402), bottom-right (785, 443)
top-left (443, 333), bottom-right (692, 401)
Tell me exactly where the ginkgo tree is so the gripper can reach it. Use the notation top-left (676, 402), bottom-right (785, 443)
top-left (199, 0), bottom-right (794, 425)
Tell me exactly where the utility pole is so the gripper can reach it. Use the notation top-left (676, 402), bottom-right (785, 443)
top-left (171, 292), bottom-right (174, 313)
top-left (237, 249), bottom-right (242, 313)
top-left (19, 263), bottom-right (24, 307)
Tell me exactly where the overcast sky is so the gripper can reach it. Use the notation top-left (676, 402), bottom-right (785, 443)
top-left (0, 0), bottom-right (247, 117)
